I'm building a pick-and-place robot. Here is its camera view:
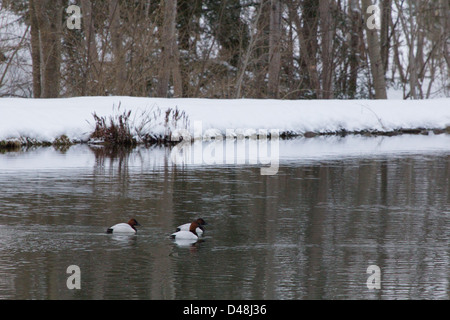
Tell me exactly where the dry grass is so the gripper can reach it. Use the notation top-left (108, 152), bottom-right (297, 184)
top-left (135, 105), bottom-right (189, 145)
top-left (89, 103), bottom-right (189, 146)
top-left (90, 104), bottom-right (137, 146)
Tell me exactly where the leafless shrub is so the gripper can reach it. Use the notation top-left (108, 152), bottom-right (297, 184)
top-left (90, 103), bottom-right (190, 146)
top-left (133, 105), bottom-right (189, 144)
top-left (90, 103), bottom-right (136, 146)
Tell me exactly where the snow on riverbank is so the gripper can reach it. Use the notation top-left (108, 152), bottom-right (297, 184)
top-left (0, 96), bottom-right (449, 143)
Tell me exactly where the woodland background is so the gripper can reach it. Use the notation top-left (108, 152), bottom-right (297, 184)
top-left (0, 0), bottom-right (449, 100)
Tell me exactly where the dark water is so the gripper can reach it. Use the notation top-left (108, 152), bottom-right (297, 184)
top-left (0, 136), bottom-right (449, 300)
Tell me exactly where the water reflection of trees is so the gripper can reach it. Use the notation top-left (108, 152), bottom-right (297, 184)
top-left (89, 145), bottom-right (134, 171)
top-left (167, 156), bottom-right (449, 299)
top-left (80, 146), bottom-right (450, 299)
top-left (88, 144), bottom-right (178, 300)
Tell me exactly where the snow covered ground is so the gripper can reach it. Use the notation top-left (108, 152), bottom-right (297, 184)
top-left (0, 97), bottom-right (449, 144)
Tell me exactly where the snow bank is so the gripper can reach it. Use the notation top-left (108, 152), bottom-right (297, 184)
top-left (0, 96), bottom-right (449, 143)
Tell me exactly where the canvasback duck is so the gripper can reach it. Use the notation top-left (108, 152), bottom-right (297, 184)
top-left (106, 219), bottom-right (141, 234)
top-left (171, 220), bottom-right (203, 241)
top-left (176, 218), bottom-right (207, 235)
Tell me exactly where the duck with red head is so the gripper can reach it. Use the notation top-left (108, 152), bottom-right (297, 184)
top-left (107, 218), bottom-right (141, 234)
top-left (171, 219), bottom-right (204, 241)
top-left (176, 218), bottom-right (207, 235)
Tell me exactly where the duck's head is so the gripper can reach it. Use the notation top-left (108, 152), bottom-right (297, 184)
top-left (128, 219), bottom-right (141, 227)
top-left (196, 218), bottom-right (207, 226)
top-left (195, 218), bottom-right (207, 232)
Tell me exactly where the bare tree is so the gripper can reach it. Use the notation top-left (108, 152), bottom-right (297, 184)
top-left (109, 0), bottom-right (127, 95)
top-left (362, 0), bottom-right (388, 99)
top-left (288, 0), bottom-right (321, 98)
top-left (380, 0), bottom-right (392, 75)
top-left (319, 0), bottom-right (334, 99)
top-left (29, 0), bottom-right (41, 98)
top-left (157, 0), bottom-right (183, 97)
top-left (2, 0), bottom-right (448, 99)
top-left (78, 0), bottom-right (99, 95)
top-left (268, 0), bottom-right (282, 98)
top-left (348, 0), bottom-right (364, 98)
top-left (29, 0), bottom-right (64, 98)
top-left (235, 1), bottom-right (265, 98)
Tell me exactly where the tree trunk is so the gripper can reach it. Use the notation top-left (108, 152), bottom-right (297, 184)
top-left (157, 0), bottom-right (182, 98)
top-left (35, 0), bottom-right (63, 98)
top-left (348, 0), bottom-right (362, 98)
top-left (290, 0), bottom-right (320, 98)
top-left (109, 0), bottom-right (127, 95)
top-left (253, 0), bottom-right (270, 98)
top-left (171, 35), bottom-right (183, 98)
top-left (299, 0), bottom-right (321, 98)
top-left (80, 0), bottom-right (99, 95)
top-left (268, 0), bottom-right (282, 98)
top-left (362, 0), bottom-right (387, 99)
top-left (319, 0), bottom-right (333, 99)
top-left (380, 0), bottom-right (392, 75)
top-left (407, 0), bottom-right (417, 99)
top-left (29, 0), bottom-right (41, 98)
top-left (441, 0), bottom-right (450, 79)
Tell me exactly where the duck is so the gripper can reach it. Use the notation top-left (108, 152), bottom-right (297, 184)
top-left (106, 218), bottom-right (141, 234)
top-left (176, 218), bottom-right (207, 235)
top-left (171, 220), bottom-right (204, 241)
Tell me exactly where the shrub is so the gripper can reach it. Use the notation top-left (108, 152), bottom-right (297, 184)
top-left (135, 105), bottom-right (190, 145)
top-left (90, 104), bottom-right (137, 146)
top-left (89, 103), bottom-right (190, 146)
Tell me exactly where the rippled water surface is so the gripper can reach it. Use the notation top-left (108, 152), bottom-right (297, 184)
top-left (0, 135), bottom-right (449, 299)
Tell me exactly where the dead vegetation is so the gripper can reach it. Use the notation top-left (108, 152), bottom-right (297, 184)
top-left (89, 103), bottom-right (190, 146)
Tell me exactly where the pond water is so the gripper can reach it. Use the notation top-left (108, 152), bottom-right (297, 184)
top-left (0, 135), bottom-right (449, 300)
